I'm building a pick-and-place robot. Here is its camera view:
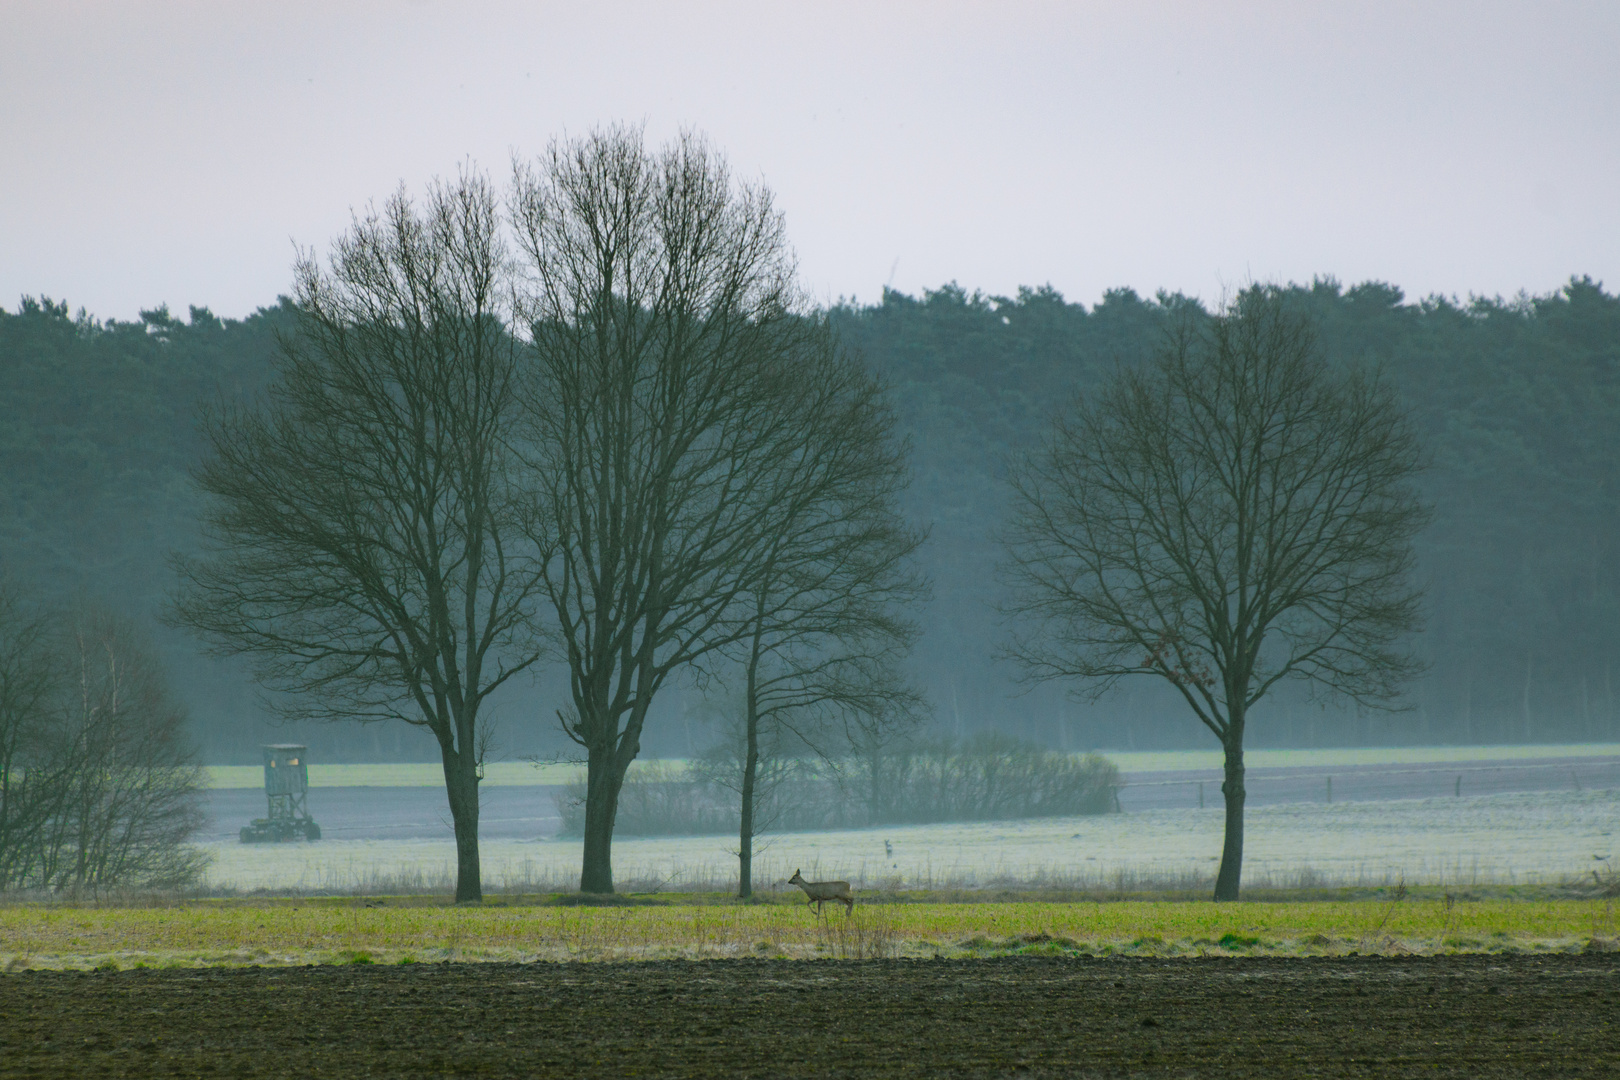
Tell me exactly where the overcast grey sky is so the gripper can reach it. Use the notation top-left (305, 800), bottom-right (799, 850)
top-left (3, 1), bottom-right (1616, 320)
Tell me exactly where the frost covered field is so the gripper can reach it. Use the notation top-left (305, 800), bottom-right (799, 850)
top-left (198, 787), bottom-right (1618, 893)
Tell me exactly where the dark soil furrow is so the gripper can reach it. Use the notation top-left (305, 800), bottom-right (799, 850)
top-left (2, 955), bottom-right (1616, 1078)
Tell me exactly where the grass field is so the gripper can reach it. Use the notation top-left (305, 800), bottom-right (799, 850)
top-left (1, 894), bottom-right (1614, 970)
top-left (20, 748), bottom-right (1607, 974)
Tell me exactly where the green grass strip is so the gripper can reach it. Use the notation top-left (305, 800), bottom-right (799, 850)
top-left (3, 897), bottom-right (1614, 970)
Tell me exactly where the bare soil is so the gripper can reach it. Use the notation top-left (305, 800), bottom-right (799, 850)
top-left (3, 954), bottom-right (1616, 1078)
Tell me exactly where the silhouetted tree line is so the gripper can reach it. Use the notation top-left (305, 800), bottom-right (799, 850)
top-left (4, 277), bottom-right (1619, 754)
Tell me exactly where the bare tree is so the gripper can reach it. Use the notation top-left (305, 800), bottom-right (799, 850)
top-left (171, 172), bottom-right (540, 902)
top-left (0, 583), bottom-right (63, 887)
top-left (1001, 287), bottom-right (1427, 900)
top-left (705, 336), bottom-right (927, 897)
top-left (718, 645), bottom-right (925, 896)
top-left (512, 126), bottom-right (885, 894)
top-left (45, 606), bottom-right (209, 891)
top-left (1, 588), bottom-right (207, 892)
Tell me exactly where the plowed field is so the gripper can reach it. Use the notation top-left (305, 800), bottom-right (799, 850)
top-left (3, 954), bottom-right (1616, 1077)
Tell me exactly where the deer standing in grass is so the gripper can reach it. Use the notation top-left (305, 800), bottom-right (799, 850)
top-left (789, 869), bottom-right (854, 915)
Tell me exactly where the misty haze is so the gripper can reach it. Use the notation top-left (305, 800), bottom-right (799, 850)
top-left (2, 5), bottom-right (1616, 1078)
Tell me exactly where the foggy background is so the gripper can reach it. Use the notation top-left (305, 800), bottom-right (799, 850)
top-left (3, 2), bottom-right (1618, 764)
top-left (4, 2), bottom-right (1616, 318)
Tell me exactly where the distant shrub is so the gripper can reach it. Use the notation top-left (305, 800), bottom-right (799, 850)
top-left (853, 732), bottom-right (1120, 825)
top-left (553, 734), bottom-right (1119, 837)
top-left (554, 762), bottom-right (734, 838)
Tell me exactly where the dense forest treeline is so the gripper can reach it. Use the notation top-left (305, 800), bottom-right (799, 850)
top-left (3, 278), bottom-right (1617, 761)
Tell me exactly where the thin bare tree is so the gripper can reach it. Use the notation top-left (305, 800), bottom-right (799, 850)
top-left (171, 172), bottom-right (540, 902)
top-left (0, 582), bottom-right (63, 887)
top-left (512, 126), bottom-right (898, 894)
top-left (1001, 287), bottom-right (1427, 900)
top-left (701, 332), bottom-right (927, 897)
top-left (46, 606), bottom-right (209, 891)
top-left (1, 587), bottom-right (207, 892)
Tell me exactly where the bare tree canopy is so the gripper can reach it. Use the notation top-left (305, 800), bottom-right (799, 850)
top-left (170, 172), bottom-right (541, 902)
top-left (1001, 286), bottom-right (1427, 900)
top-left (1, 586), bottom-right (207, 892)
top-left (512, 126), bottom-right (918, 894)
top-left (705, 334), bottom-right (929, 897)
top-left (0, 583), bottom-right (64, 889)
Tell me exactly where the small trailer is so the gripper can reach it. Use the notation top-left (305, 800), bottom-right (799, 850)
top-left (239, 744), bottom-right (322, 843)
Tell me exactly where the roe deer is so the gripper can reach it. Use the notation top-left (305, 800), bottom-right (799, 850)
top-left (789, 869), bottom-right (853, 915)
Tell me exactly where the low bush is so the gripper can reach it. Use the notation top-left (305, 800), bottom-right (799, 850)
top-left (851, 732), bottom-right (1120, 825)
top-left (553, 733), bottom-right (1119, 837)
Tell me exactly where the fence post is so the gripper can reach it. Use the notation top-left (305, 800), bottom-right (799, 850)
top-left (1454, 774), bottom-right (1461, 797)
top-left (1198, 781), bottom-right (1205, 809)
top-left (1325, 775), bottom-right (1332, 804)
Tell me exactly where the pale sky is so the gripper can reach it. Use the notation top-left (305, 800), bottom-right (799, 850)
top-left (3, 1), bottom-right (1616, 321)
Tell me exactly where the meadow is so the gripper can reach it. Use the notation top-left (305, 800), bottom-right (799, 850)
top-left (7, 753), bottom-right (1612, 974)
top-left (1, 893), bottom-right (1614, 971)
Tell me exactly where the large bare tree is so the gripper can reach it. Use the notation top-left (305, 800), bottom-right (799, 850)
top-left (512, 126), bottom-right (887, 893)
top-left (172, 173), bottom-right (540, 902)
top-left (1001, 287), bottom-right (1427, 900)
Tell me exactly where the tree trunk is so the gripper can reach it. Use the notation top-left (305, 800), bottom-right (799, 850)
top-left (579, 739), bottom-right (621, 894)
top-left (440, 742), bottom-right (482, 903)
top-left (738, 719), bottom-right (758, 899)
top-left (737, 637), bottom-right (763, 899)
top-left (1213, 738), bottom-right (1245, 901)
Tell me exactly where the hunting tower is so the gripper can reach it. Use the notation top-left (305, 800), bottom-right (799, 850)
top-left (239, 744), bottom-right (322, 843)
